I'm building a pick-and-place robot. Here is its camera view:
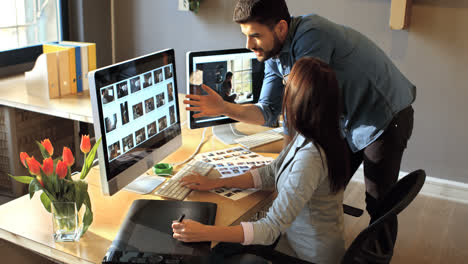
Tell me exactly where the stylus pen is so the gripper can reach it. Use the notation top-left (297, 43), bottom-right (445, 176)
top-left (178, 214), bottom-right (185, 223)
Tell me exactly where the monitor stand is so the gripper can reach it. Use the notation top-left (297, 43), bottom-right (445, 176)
top-left (212, 123), bottom-right (247, 145)
top-left (123, 173), bottom-right (166, 194)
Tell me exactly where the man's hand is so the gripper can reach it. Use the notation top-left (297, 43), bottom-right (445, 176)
top-left (172, 219), bottom-right (209, 242)
top-left (185, 84), bottom-right (266, 126)
top-left (179, 173), bottom-right (220, 191)
top-left (184, 84), bottom-right (227, 118)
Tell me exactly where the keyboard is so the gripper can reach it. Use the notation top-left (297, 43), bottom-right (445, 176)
top-left (234, 127), bottom-right (284, 149)
top-left (103, 250), bottom-right (212, 264)
top-left (154, 160), bottom-right (214, 200)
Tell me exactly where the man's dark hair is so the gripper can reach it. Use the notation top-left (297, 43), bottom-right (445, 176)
top-left (233, 0), bottom-right (291, 28)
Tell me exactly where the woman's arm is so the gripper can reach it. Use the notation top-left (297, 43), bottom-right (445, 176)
top-left (173, 146), bottom-right (325, 245)
top-left (247, 149), bottom-right (326, 245)
top-left (180, 170), bottom-right (255, 191)
top-left (172, 159), bottom-right (323, 245)
top-left (173, 170), bottom-right (262, 244)
top-left (172, 220), bottom-right (244, 243)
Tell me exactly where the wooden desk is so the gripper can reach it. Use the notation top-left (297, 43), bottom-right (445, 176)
top-left (0, 107), bottom-right (281, 263)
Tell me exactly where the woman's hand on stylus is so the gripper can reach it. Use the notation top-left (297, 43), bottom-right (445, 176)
top-left (179, 173), bottom-right (219, 191)
top-left (172, 219), bottom-right (209, 242)
top-left (184, 84), bottom-right (226, 118)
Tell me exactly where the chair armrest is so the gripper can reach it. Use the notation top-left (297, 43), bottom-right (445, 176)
top-left (343, 204), bottom-right (364, 217)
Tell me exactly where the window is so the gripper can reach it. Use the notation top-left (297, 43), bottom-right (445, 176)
top-left (0, 0), bottom-right (61, 52)
top-left (228, 57), bottom-right (253, 95)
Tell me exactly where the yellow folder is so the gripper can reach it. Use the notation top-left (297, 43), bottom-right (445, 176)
top-left (87, 43), bottom-right (97, 71)
top-left (43, 44), bottom-right (77, 94)
top-left (61, 41), bottom-right (97, 71)
top-left (45, 52), bottom-right (60, 98)
top-left (61, 41), bottom-right (97, 91)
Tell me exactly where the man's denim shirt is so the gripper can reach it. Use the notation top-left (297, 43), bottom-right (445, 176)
top-left (255, 14), bottom-right (416, 152)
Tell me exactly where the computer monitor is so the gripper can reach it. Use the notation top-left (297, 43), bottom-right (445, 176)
top-left (89, 49), bottom-right (182, 196)
top-left (186, 48), bottom-right (264, 144)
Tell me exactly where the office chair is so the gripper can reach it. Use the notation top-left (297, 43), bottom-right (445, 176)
top-left (343, 203), bottom-right (364, 217)
top-left (343, 171), bottom-right (364, 217)
top-left (223, 169), bottom-right (426, 264)
top-left (341, 169), bottom-right (426, 263)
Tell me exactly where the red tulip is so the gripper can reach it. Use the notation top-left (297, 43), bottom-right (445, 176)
top-left (41, 139), bottom-right (54, 156)
top-left (56, 160), bottom-right (68, 179)
top-left (80, 135), bottom-right (91, 154)
top-left (20, 152), bottom-right (30, 167)
top-left (42, 157), bottom-right (54, 177)
top-left (62, 147), bottom-right (74, 167)
top-left (26, 156), bottom-right (41, 176)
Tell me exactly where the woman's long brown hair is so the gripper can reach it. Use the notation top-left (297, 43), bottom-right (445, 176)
top-left (282, 57), bottom-right (350, 193)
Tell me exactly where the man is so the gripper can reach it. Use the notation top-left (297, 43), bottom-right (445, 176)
top-left (221, 72), bottom-right (237, 103)
top-left (184, 0), bottom-right (415, 221)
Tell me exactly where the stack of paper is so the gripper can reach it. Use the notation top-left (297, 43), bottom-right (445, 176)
top-left (195, 147), bottom-right (273, 200)
top-left (42, 44), bottom-right (77, 96)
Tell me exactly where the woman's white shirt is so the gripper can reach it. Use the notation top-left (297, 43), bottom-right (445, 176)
top-left (241, 134), bottom-right (345, 264)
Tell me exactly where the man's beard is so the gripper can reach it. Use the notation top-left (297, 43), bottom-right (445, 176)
top-left (255, 33), bottom-right (283, 62)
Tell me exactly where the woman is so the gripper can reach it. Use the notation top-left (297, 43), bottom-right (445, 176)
top-left (172, 57), bottom-right (350, 263)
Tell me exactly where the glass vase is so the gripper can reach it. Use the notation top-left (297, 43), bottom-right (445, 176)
top-left (51, 201), bottom-right (79, 242)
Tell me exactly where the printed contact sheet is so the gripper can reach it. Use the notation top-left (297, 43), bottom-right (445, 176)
top-left (194, 147), bottom-right (273, 200)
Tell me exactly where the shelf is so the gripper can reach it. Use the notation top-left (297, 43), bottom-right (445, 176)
top-left (0, 75), bottom-right (93, 123)
top-left (390, 0), bottom-right (412, 30)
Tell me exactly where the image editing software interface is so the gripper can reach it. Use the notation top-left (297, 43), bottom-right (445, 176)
top-left (89, 49), bottom-right (182, 195)
top-left (187, 48), bottom-right (264, 130)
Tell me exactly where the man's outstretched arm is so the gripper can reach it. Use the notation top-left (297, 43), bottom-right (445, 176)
top-left (184, 84), bottom-right (265, 125)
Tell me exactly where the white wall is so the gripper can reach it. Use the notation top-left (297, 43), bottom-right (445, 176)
top-left (112, 0), bottom-right (468, 183)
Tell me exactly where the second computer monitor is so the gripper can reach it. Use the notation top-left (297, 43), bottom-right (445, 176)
top-left (186, 48), bottom-right (264, 131)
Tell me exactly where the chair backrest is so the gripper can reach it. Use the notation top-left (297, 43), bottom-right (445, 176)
top-left (341, 169), bottom-right (426, 264)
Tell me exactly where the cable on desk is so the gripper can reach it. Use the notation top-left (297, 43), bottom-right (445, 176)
top-left (171, 127), bottom-right (207, 167)
top-left (181, 120), bottom-right (188, 129)
top-left (229, 123), bottom-right (244, 137)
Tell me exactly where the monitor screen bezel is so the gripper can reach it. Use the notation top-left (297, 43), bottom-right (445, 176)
top-left (186, 48), bottom-right (261, 129)
top-left (89, 48), bottom-right (182, 195)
